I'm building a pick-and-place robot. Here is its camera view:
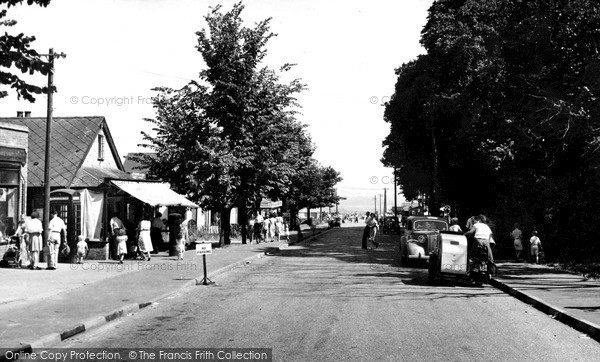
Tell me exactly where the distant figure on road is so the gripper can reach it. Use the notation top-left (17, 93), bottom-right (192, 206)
top-left (511, 223), bottom-right (523, 261)
top-left (362, 211), bottom-right (371, 249)
top-left (449, 217), bottom-right (462, 232)
top-left (530, 231), bottom-right (542, 264)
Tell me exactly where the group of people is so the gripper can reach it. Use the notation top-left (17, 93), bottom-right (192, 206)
top-left (449, 215), bottom-right (543, 264)
top-left (248, 212), bottom-right (289, 244)
top-left (11, 210), bottom-right (89, 270)
top-left (511, 223), bottom-right (543, 263)
top-left (109, 211), bottom-right (188, 263)
top-left (361, 211), bottom-right (380, 249)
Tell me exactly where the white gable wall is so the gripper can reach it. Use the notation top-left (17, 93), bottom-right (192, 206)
top-left (82, 128), bottom-right (119, 168)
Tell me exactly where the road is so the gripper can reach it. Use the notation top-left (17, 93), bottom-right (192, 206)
top-left (60, 225), bottom-right (600, 361)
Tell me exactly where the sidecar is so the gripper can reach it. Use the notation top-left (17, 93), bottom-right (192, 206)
top-left (428, 231), bottom-right (468, 283)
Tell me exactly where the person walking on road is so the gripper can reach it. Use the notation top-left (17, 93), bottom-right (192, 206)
top-left (362, 211), bottom-right (372, 249)
top-left (25, 211), bottom-right (43, 270)
top-left (530, 231), bottom-right (542, 264)
top-left (367, 213), bottom-right (379, 249)
top-left (47, 210), bottom-right (66, 270)
top-left (137, 214), bottom-right (153, 261)
top-left (511, 223), bottom-right (523, 261)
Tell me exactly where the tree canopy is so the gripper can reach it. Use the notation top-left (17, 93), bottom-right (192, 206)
top-left (383, 0), bottom-right (600, 258)
top-left (140, 2), bottom-right (342, 245)
top-left (0, 0), bottom-right (51, 102)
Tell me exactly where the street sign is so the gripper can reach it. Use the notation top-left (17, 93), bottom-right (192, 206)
top-left (195, 242), bottom-right (212, 255)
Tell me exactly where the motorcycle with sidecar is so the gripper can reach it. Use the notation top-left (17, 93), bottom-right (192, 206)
top-left (428, 231), bottom-right (496, 285)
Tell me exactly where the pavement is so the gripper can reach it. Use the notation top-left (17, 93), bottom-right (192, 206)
top-left (490, 261), bottom-right (600, 343)
top-left (1, 225), bottom-right (599, 357)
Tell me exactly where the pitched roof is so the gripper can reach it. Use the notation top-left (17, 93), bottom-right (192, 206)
top-left (0, 116), bottom-right (126, 188)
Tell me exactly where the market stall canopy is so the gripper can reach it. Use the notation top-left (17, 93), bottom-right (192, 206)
top-left (110, 180), bottom-right (198, 208)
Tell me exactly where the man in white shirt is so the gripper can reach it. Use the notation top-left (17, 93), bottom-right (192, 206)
top-left (465, 215), bottom-right (494, 262)
top-left (47, 210), bottom-right (66, 270)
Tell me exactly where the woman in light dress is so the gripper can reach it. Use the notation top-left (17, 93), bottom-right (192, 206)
top-left (25, 211), bottom-right (43, 270)
top-left (137, 214), bottom-right (153, 261)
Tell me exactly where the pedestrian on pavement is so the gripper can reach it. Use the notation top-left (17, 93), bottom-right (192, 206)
top-left (247, 217), bottom-right (255, 244)
top-left (511, 223), bottom-right (523, 261)
top-left (109, 212), bottom-right (124, 260)
top-left (76, 236), bottom-right (89, 264)
top-left (150, 211), bottom-right (164, 254)
top-left (449, 217), bottom-right (462, 232)
top-left (275, 213), bottom-right (284, 243)
top-left (46, 210), bottom-right (66, 270)
top-left (362, 211), bottom-right (371, 249)
top-left (14, 214), bottom-right (28, 268)
top-left (24, 211), bottom-right (43, 270)
top-left (137, 214), bottom-right (153, 261)
top-left (116, 229), bottom-right (128, 264)
top-left (530, 231), bottom-right (542, 264)
top-left (254, 213), bottom-right (264, 243)
top-left (176, 230), bottom-right (186, 261)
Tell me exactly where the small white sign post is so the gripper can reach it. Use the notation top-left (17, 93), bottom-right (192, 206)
top-left (196, 243), bottom-right (213, 285)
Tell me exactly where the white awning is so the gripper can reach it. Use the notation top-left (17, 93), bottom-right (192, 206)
top-left (111, 180), bottom-right (198, 208)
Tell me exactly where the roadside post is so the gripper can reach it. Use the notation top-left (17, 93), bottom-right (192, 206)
top-left (195, 242), bottom-right (213, 285)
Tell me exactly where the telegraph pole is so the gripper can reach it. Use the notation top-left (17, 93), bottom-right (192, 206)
top-left (393, 167), bottom-right (398, 217)
top-left (41, 48), bottom-right (66, 245)
top-left (373, 195), bottom-right (376, 213)
top-left (383, 188), bottom-right (387, 215)
top-left (379, 194), bottom-right (382, 215)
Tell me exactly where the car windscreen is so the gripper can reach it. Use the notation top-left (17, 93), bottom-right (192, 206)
top-left (413, 220), bottom-right (448, 231)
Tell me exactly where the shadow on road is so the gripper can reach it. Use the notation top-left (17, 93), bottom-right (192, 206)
top-left (260, 227), bottom-right (506, 301)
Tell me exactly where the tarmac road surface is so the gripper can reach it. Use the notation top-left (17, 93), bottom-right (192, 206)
top-left (59, 226), bottom-right (600, 361)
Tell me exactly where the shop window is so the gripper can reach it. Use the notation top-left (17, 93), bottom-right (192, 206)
top-left (0, 187), bottom-right (18, 236)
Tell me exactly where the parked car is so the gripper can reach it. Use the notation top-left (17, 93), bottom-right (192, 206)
top-left (399, 216), bottom-right (448, 266)
top-left (382, 215), bottom-right (400, 234)
top-left (329, 215), bottom-right (341, 228)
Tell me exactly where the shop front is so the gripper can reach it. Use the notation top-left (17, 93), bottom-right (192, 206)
top-left (0, 122), bottom-right (28, 238)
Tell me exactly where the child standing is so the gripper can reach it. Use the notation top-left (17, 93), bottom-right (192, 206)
top-left (530, 231), bottom-right (542, 264)
top-left (176, 231), bottom-right (186, 260)
top-left (76, 236), bottom-right (89, 264)
top-left (116, 229), bottom-right (128, 264)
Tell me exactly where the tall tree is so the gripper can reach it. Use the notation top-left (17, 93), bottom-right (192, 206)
top-left (0, 0), bottom-right (51, 102)
top-left (383, 0), bottom-right (600, 256)
top-left (141, 2), bottom-right (342, 247)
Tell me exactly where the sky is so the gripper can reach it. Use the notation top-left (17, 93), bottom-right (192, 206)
top-left (2, 0), bottom-right (434, 213)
